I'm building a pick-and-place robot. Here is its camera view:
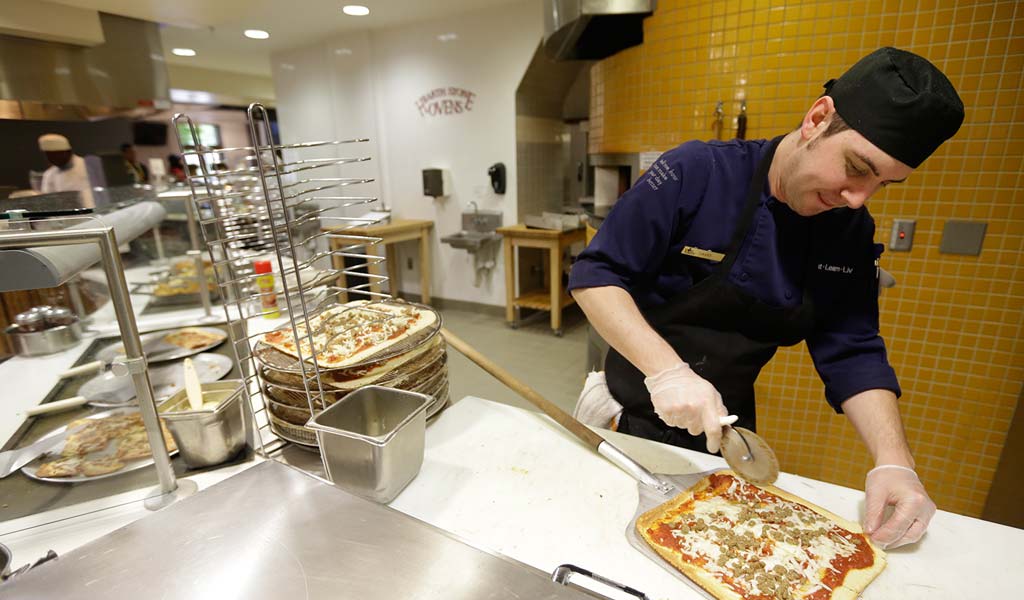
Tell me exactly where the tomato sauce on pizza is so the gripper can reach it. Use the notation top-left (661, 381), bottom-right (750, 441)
top-left (636, 471), bottom-right (884, 600)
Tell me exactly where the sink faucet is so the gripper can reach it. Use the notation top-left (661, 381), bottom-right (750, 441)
top-left (467, 201), bottom-right (489, 229)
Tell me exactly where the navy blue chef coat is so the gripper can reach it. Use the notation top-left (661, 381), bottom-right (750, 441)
top-left (568, 139), bottom-right (900, 412)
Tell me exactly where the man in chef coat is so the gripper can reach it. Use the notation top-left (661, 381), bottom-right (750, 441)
top-left (569, 48), bottom-right (964, 549)
top-left (38, 133), bottom-right (96, 208)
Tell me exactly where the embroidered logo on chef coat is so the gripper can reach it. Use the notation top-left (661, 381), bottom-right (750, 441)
top-left (817, 263), bottom-right (854, 274)
top-left (644, 158), bottom-right (679, 191)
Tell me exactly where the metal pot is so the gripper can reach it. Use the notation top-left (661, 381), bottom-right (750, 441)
top-left (4, 321), bottom-right (83, 357)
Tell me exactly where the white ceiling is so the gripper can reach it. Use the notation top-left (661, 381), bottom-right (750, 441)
top-left (51, 0), bottom-right (528, 77)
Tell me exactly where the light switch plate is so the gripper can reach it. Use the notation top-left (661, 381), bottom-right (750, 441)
top-left (940, 220), bottom-right (987, 256)
top-left (890, 219), bottom-right (916, 251)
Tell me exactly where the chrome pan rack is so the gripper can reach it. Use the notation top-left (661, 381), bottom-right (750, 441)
top-left (172, 103), bottom-right (395, 466)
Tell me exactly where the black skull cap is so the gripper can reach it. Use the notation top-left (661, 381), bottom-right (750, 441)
top-left (823, 47), bottom-right (964, 168)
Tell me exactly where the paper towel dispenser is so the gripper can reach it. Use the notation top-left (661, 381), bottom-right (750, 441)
top-left (422, 168), bottom-right (452, 198)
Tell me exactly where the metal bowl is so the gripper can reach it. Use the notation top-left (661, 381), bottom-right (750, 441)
top-left (4, 321), bottom-right (83, 357)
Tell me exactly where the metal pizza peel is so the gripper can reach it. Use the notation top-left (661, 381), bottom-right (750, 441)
top-left (441, 328), bottom-right (751, 599)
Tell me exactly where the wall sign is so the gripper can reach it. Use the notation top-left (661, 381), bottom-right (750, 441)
top-left (415, 87), bottom-right (476, 117)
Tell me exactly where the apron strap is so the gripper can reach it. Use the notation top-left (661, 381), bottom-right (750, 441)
top-left (717, 136), bottom-right (783, 275)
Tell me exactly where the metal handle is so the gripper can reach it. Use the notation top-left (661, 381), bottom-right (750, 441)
top-left (442, 327), bottom-right (679, 495)
top-left (25, 396), bottom-right (89, 417)
top-left (552, 564), bottom-right (650, 600)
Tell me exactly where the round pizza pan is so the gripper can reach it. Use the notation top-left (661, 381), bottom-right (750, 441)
top-left (83, 353), bottom-right (233, 408)
top-left (265, 371), bottom-right (449, 448)
top-left (268, 413), bottom-right (319, 448)
top-left (258, 335), bottom-right (445, 393)
top-left (96, 326), bottom-right (227, 364)
top-left (21, 408), bottom-right (180, 484)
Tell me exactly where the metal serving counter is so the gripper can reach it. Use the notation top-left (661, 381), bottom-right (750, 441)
top-left (1, 460), bottom-right (594, 600)
top-left (0, 324), bottom-right (244, 521)
top-left (2, 397), bottom-right (1023, 598)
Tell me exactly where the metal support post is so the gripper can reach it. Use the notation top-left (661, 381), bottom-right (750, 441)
top-left (0, 225), bottom-right (188, 507)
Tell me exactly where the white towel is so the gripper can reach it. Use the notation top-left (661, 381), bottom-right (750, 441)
top-left (573, 371), bottom-right (623, 429)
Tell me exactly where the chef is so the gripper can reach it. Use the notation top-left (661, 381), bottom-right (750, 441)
top-left (568, 47), bottom-right (964, 549)
top-left (38, 133), bottom-right (95, 208)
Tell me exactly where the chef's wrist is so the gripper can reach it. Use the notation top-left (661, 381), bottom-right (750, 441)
top-left (873, 451), bottom-right (915, 470)
top-left (643, 360), bottom-right (690, 385)
top-left (641, 358), bottom-right (688, 378)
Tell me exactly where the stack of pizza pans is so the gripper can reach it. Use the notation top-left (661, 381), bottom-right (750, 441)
top-left (252, 299), bottom-right (447, 448)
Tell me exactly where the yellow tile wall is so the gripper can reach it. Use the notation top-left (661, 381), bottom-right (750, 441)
top-left (590, 0), bottom-right (1024, 517)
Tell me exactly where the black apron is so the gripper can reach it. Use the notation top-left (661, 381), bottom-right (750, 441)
top-left (605, 137), bottom-right (816, 453)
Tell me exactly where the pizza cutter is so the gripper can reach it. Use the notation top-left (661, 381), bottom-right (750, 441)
top-left (718, 416), bottom-right (780, 484)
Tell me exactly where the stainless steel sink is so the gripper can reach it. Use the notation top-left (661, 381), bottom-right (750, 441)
top-left (442, 207), bottom-right (502, 252)
top-left (441, 230), bottom-right (502, 251)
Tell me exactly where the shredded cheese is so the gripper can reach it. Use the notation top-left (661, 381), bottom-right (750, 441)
top-left (660, 475), bottom-right (864, 599)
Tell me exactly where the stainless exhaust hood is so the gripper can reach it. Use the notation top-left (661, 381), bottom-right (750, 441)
top-left (543, 0), bottom-right (654, 61)
top-left (0, 13), bottom-right (169, 121)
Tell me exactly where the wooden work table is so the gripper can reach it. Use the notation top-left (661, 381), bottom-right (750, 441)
top-left (495, 224), bottom-right (586, 336)
top-left (326, 218), bottom-right (433, 304)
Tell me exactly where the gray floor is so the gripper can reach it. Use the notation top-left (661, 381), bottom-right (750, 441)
top-left (438, 305), bottom-right (590, 415)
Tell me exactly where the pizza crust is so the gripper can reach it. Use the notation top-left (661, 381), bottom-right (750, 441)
top-left (164, 327), bottom-right (225, 350)
top-left (80, 457), bottom-right (125, 476)
top-left (636, 470), bottom-right (886, 600)
top-left (636, 477), bottom-right (742, 600)
top-left (36, 457), bottom-right (83, 478)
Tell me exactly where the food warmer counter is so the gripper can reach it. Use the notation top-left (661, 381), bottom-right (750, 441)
top-left (3, 397), bottom-right (1022, 598)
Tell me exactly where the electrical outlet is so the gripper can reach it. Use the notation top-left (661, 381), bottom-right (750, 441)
top-left (407, 257), bottom-right (414, 270)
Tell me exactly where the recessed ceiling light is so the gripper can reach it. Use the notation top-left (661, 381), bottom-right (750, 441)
top-left (244, 29), bottom-right (270, 40)
top-left (437, 33), bottom-right (458, 42)
top-left (342, 5), bottom-right (370, 16)
top-left (172, 48), bottom-right (196, 57)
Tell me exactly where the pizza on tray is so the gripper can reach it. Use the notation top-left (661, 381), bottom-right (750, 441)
top-left (260, 300), bottom-right (437, 369)
top-left (35, 413), bottom-right (178, 479)
top-left (636, 471), bottom-right (885, 600)
top-left (164, 327), bottom-right (225, 350)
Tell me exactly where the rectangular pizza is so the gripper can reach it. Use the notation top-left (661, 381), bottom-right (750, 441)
top-left (636, 470), bottom-right (885, 600)
top-left (261, 300), bottom-right (437, 369)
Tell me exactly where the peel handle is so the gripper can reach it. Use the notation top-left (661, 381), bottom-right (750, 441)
top-left (25, 396), bottom-right (89, 417)
top-left (59, 360), bottom-right (105, 379)
top-left (441, 328), bottom-right (605, 450)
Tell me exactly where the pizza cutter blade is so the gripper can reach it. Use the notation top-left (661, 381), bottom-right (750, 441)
top-left (720, 426), bottom-right (779, 484)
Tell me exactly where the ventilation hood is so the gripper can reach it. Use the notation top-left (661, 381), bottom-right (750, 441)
top-left (543, 0), bottom-right (654, 61)
top-left (0, 13), bottom-right (169, 121)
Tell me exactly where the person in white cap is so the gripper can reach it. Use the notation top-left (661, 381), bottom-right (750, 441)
top-left (38, 134), bottom-right (95, 208)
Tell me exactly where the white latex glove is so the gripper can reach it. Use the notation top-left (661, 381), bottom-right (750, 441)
top-left (864, 465), bottom-right (936, 549)
top-left (643, 362), bottom-right (728, 453)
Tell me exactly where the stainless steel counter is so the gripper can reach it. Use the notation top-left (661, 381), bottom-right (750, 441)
top-left (2, 460), bottom-right (595, 599)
